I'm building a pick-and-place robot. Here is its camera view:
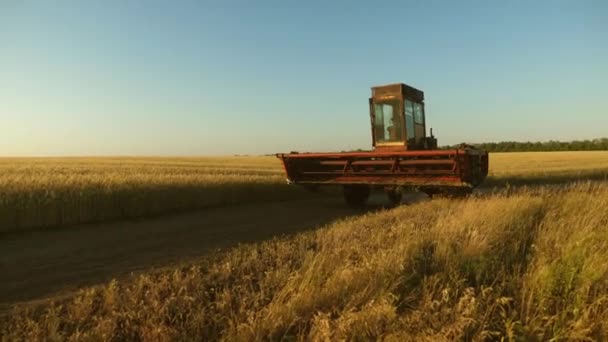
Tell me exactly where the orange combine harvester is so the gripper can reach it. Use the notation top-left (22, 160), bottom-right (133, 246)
top-left (277, 83), bottom-right (489, 207)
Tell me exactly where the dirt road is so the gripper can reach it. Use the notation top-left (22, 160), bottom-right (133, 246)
top-left (0, 196), bottom-right (373, 312)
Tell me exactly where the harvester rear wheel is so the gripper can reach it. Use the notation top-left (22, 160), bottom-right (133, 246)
top-left (450, 187), bottom-right (473, 198)
top-left (421, 189), bottom-right (437, 199)
top-left (343, 185), bottom-right (370, 208)
top-left (422, 187), bottom-right (472, 199)
top-left (385, 188), bottom-right (402, 206)
top-left (442, 187), bottom-right (473, 199)
top-left (303, 184), bottom-right (320, 193)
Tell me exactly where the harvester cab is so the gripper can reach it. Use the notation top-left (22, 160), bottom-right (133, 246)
top-left (370, 83), bottom-right (437, 151)
top-left (276, 82), bottom-right (489, 207)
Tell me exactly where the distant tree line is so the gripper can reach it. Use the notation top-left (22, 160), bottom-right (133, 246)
top-left (444, 138), bottom-right (608, 152)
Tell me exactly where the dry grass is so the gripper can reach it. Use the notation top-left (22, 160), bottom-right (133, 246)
top-left (2, 182), bottom-right (608, 341)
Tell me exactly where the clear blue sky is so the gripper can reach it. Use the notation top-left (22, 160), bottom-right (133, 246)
top-left (1, 1), bottom-right (606, 156)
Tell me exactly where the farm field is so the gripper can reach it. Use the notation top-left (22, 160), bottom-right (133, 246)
top-left (1, 151), bottom-right (608, 340)
top-left (0, 156), bottom-right (304, 232)
top-left (4, 1), bottom-right (603, 340)
top-left (2, 151), bottom-right (608, 233)
top-left (2, 181), bottom-right (607, 340)
top-left (487, 151), bottom-right (608, 185)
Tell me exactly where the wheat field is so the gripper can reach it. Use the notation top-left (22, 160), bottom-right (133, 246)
top-left (2, 182), bottom-right (607, 341)
top-left (487, 151), bottom-right (608, 185)
top-left (1, 151), bottom-right (607, 233)
top-left (0, 156), bottom-right (299, 232)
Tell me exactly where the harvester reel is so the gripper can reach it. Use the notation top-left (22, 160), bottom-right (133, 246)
top-left (343, 185), bottom-right (370, 208)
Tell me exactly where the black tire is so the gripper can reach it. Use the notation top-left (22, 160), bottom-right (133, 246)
top-left (343, 185), bottom-right (370, 208)
top-left (303, 184), bottom-right (320, 193)
top-left (423, 187), bottom-right (471, 199)
top-left (386, 189), bottom-right (402, 206)
top-left (422, 188), bottom-right (437, 199)
top-left (453, 187), bottom-right (473, 198)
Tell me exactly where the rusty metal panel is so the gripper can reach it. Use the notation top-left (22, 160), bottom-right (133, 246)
top-left (276, 148), bottom-right (488, 189)
top-left (371, 83), bottom-right (424, 103)
top-left (277, 149), bottom-right (459, 158)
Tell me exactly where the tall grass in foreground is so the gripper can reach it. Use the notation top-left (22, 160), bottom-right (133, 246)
top-left (3, 182), bottom-right (607, 340)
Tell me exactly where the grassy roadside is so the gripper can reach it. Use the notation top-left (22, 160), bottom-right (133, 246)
top-left (3, 182), bottom-right (607, 341)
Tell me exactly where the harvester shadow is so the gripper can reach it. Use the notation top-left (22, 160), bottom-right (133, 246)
top-left (0, 195), bottom-right (368, 311)
top-left (366, 169), bottom-right (608, 207)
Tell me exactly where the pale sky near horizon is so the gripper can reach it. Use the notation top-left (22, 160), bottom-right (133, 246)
top-left (1, 1), bottom-right (607, 156)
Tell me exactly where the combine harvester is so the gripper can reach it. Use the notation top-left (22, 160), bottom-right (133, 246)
top-left (277, 83), bottom-right (489, 207)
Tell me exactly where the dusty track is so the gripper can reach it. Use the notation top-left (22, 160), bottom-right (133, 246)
top-left (0, 196), bottom-right (377, 313)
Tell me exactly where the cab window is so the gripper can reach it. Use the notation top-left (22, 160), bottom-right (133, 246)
top-left (404, 100), bottom-right (415, 139)
top-left (374, 99), bottom-right (403, 143)
top-left (414, 102), bottom-right (424, 124)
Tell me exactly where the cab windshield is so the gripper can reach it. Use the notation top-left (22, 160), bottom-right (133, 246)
top-left (373, 99), bottom-right (403, 143)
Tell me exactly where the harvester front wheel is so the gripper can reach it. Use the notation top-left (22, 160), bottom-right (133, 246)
top-left (343, 185), bottom-right (370, 208)
top-left (449, 187), bottom-right (473, 198)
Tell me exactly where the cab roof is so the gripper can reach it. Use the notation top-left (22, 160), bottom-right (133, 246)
top-left (371, 83), bottom-right (424, 103)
